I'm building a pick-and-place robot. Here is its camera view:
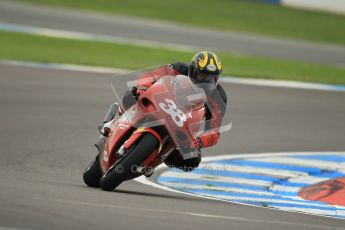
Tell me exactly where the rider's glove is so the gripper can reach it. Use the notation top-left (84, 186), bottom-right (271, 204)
top-left (130, 86), bottom-right (137, 95)
top-left (192, 137), bottom-right (203, 150)
top-left (136, 85), bottom-right (149, 96)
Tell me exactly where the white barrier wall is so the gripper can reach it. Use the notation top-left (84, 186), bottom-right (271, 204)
top-left (281, 0), bottom-right (345, 15)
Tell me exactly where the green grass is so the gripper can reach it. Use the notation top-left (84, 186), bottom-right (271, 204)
top-left (17, 0), bottom-right (345, 45)
top-left (1, 31), bottom-right (345, 84)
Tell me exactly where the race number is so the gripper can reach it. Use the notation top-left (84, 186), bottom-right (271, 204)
top-left (159, 99), bottom-right (187, 127)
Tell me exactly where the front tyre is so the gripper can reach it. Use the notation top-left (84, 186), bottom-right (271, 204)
top-left (99, 133), bottom-right (159, 191)
top-left (83, 155), bottom-right (102, 188)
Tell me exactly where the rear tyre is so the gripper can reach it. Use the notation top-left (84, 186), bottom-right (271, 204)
top-left (99, 133), bottom-right (158, 191)
top-left (83, 155), bottom-right (103, 188)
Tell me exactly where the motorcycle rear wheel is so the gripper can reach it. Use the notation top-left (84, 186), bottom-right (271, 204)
top-left (99, 133), bottom-right (159, 191)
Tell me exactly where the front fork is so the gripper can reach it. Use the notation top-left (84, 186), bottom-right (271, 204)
top-left (95, 103), bottom-right (119, 154)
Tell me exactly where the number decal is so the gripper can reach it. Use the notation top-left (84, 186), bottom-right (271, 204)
top-left (159, 99), bottom-right (187, 127)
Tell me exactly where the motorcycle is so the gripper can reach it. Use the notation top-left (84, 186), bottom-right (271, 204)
top-left (83, 74), bottom-right (207, 191)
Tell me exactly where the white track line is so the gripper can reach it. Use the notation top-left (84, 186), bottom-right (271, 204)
top-left (201, 163), bottom-right (308, 178)
top-left (0, 60), bottom-right (126, 74)
top-left (193, 193), bottom-right (343, 209)
top-left (161, 171), bottom-right (272, 187)
top-left (1, 60), bottom-right (345, 92)
top-left (159, 182), bottom-right (273, 196)
top-left (270, 184), bottom-right (304, 194)
top-left (287, 176), bottom-right (330, 184)
top-left (161, 170), bottom-right (327, 186)
top-left (253, 156), bottom-right (345, 171)
top-left (221, 77), bottom-right (345, 92)
top-left (199, 151), bottom-right (345, 161)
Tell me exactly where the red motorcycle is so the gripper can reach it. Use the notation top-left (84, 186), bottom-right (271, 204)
top-left (83, 74), bottom-right (207, 191)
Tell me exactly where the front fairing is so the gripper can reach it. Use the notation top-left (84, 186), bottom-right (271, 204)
top-left (100, 106), bottom-right (140, 172)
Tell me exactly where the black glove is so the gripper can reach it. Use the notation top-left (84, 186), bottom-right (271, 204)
top-left (130, 87), bottom-right (138, 99)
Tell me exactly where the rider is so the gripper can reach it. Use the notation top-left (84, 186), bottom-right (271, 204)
top-left (100, 51), bottom-right (227, 172)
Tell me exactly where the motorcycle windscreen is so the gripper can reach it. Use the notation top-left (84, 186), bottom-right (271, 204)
top-left (174, 75), bottom-right (207, 110)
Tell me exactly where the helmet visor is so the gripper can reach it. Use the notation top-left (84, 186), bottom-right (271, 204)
top-left (195, 72), bottom-right (219, 84)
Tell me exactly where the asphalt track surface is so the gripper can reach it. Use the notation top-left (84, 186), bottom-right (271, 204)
top-left (1, 63), bottom-right (345, 230)
top-left (1, 0), bottom-right (345, 67)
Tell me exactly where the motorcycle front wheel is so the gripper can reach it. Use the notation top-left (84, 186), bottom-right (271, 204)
top-left (83, 155), bottom-right (103, 188)
top-left (99, 133), bottom-right (159, 191)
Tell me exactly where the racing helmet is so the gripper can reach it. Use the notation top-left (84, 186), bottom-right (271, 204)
top-left (189, 51), bottom-right (222, 94)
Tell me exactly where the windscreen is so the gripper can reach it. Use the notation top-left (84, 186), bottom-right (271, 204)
top-left (174, 75), bottom-right (207, 110)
